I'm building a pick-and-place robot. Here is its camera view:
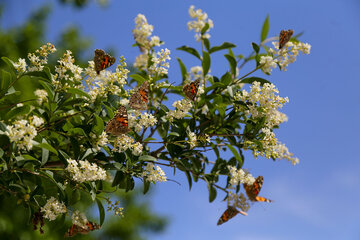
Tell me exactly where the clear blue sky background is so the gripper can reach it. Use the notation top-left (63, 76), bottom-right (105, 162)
top-left (3, 0), bottom-right (360, 239)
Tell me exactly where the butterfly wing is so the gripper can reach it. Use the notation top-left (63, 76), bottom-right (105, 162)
top-left (279, 29), bottom-right (294, 49)
top-left (244, 176), bottom-right (273, 202)
top-left (65, 224), bottom-right (79, 237)
top-left (105, 106), bottom-right (130, 135)
top-left (94, 49), bottom-right (116, 74)
top-left (183, 79), bottom-right (200, 101)
top-left (129, 81), bottom-right (149, 110)
top-left (217, 206), bottom-right (243, 225)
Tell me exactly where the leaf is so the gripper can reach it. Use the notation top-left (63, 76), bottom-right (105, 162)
top-left (67, 127), bottom-right (86, 136)
top-left (208, 184), bottom-right (217, 202)
top-left (130, 74), bottom-right (147, 83)
top-left (209, 42), bottom-right (236, 54)
top-left (202, 51), bottom-right (211, 76)
top-left (169, 132), bottom-right (180, 137)
top-left (176, 58), bottom-right (187, 82)
top-left (220, 72), bottom-right (232, 86)
top-left (224, 54), bottom-right (237, 76)
top-left (0, 70), bottom-right (12, 94)
top-left (93, 115), bottom-right (104, 135)
top-left (41, 139), bottom-right (49, 166)
top-left (139, 155), bottom-right (157, 162)
top-left (143, 180), bottom-right (150, 194)
top-left (203, 38), bottom-right (210, 51)
top-left (184, 171), bottom-right (192, 190)
top-left (226, 144), bottom-right (243, 165)
top-left (177, 46), bottom-right (201, 60)
top-left (261, 15), bottom-right (270, 42)
top-left (67, 88), bottom-right (90, 99)
top-left (201, 23), bottom-right (210, 35)
top-left (252, 42), bottom-right (260, 54)
top-left (1, 57), bottom-right (16, 72)
top-left (240, 77), bottom-right (271, 85)
top-left (33, 142), bottom-right (58, 156)
top-left (5, 105), bottom-right (30, 120)
top-left (96, 198), bottom-right (105, 225)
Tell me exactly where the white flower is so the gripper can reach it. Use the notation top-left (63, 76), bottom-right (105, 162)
top-left (187, 5), bottom-right (214, 42)
top-left (13, 58), bottom-right (27, 73)
top-left (5, 119), bottom-right (39, 151)
top-left (27, 43), bottom-right (56, 72)
top-left (150, 36), bottom-right (163, 47)
top-left (16, 103), bottom-right (23, 107)
top-left (31, 116), bottom-right (44, 127)
top-left (187, 132), bottom-right (197, 149)
top-left (112, 134), bottom-right (135, 153)
top-left (228, 167), bottom-right (255, 186)
top-left (260, 56), bottom-right (278, 74)
top-left (148, 48), bottom-right (171, 75)
top-left (201, 104), bottom-right (209, 115)
top-left (120, 98), bottom-right (129, 106)
top-left (66, 158), bottom-right (107, 183)
top-left (71, 210), bottom-right (88, 228)
top-left (41, 197), bottom-right (67, 221)
top-left (142, 163), bottom-right (167, 183)
top-left (91, 131), bottom-right (108, 151)
top-left (133, 14), bottom-right (154, 52)
top-left (138, 113), bottom-right (157, 128)
top-left (34, 89), bottom-right (48, 104)
top-left (55, 50), bottom-right (83, 87)
top-left (166, 99), bottom-right (193, 122)
top-left (132, 142), bottom-right (143, 156)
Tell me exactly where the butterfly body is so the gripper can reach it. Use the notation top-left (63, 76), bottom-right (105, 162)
top-left (279, 29), bottom-right (294, 49)
top-left (243, 176), bottom-right (272, 203)
top-left (129, 81), bottom-right (149, 110)
top-left (183, 79), bottom-right (200, 101)
top-left (217, 206), bottom-right (247, 225)
top-left (94, 49), bottom-right (116, 74)
top-left (105, 106), bottom-right (130, 135)
top-left (65, 221), bottom-right (100, 237)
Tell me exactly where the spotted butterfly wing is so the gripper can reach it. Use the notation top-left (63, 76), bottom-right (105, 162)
top-left (279, 29), bottom-right (294, 49)
top-left (94, 49), bottom-right (116, 74)
top-left (105, 106), bottom-right (130, 135)
top-left (129, 81), bottom-right (149, 110)
top-left (65, 222), bottom-right (100, 237)
top-left (243, 176), bottom-right (273, 202)
top-left (217, 206), bottom-right (247, 225)
top-left (183, 79), bottom-right (200, 101)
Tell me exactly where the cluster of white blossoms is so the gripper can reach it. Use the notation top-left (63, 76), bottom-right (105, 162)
top-left (187, 5), bottom-right (214, 42)
top-left (71, 210), bottom-right (88, 228)
top-left (166, 99), bottom-right (193, 122)
top-left (66, 158), bottom-right (107, 182)
top-left (27, 43), bottom-right (57, 72)
top-left (260, 41), bottom-right (311, 74)
top-left (148, 48), bottom-right (171, 76)
top-left (142, 163), bottom-right (167, 183)
top-left (138, 112), bottom-right (158, 128)
top-left (85, 56), bottom-right (129, 102)
top-left (234, 81), bottom-right (289, 129)
top-left (5, 116), bottom-right (44, 151)
top-left (187, 132), bottom-right (197, 149)
top-left (41, 197), bottom-right (67, 221)
top-left (13, 58), bottom-right (27, 73)
top-left (54, 50), bottom-right (83, 89)
top-left (127, 111), bottom-right (157, 133)
top-left (90, 131), bottom-right (109, 151)
top-left (34, 89), bottom-right (48, 105)
top-left (112, 134), bottom-right (143, 156)
top-left (228, 166), bottom-right (255, 186)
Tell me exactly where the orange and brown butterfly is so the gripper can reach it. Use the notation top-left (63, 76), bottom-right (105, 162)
top-left (183, 79), bottom-right (200, 101)
top-left (65, 221), bottom-right (101, 237)
top-left (94, 49), bottom-right (116, 74)
top-left (243, 176), bottom-right (273, 203)
top-left (217, 206), bottom-right (248, 225)
top-left (129, 81), bottom-right (149, 110)
top-left (279, 29), bottom-right (294, 49)
top-left (105, 106), bottom-right (130, 135)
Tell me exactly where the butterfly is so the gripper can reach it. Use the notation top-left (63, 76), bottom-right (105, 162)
top-left (94, 49), bottom-right (116, 74)
top-left (217, 206), bottom-right (248, 225)
top-left (279, 29), bottom-right (294, 49)
top-left (183, 79), bottom-right (200, 101)
top-left (105, 106), bottom-right (130, 135)
top-left (129, 81), bottom-right (149, 110)
top-left (65, 221), bottom-right (101, 237)
top-left (243, 176), bottom-right (273, 202)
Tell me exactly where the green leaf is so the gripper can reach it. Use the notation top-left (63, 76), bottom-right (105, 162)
top-left (1, 57), bottom-right (16, 72)
top-left (220, 72), bottom-right (233, 86)
top-left (240, 77), bottom-right (271, 85)
top-left (130, 74), bottom-right (147, 83)
top-left (202, 51), bottom-right (211, 76)
top-left (33, 142), bottom-right (58, 156)
top-left (201, 23), bottom-right (210, 35)
top-left (177, 46), bottom-right (201, 60)
top-left (139, 155), bottom-right (157, 162)
top-left (68, 127), bottom-right (86, 136)
top-left (96, 198), bottom-right (105, 225)
top-left (261, 15), bottom-right (270, 42)
top-left (41, 139), bottom-right (49, 166)
top-left (209, 42), bottom-right (236, 54)
top-left (169, 132), bottom-right (180, 137)
top-left (208, 184), bottom-right (217, 202)
top-left (67, 88), bottom-right (90, 99)
top-left (176, 58), bottom-right (187, 82)
top-left (0, 70), bottom-right (13, 94)
top-left (252, 42), bottom-right (260, 54)
top-left (226, 144), bottom-right (243, 165)
top-left (93, 115), bottom-right (104, 135)
top-left (38, 81), bottom-right (54, 100)
top-left (143, 180), bottom-right (150, 194)
top-left (203, 38), bottom-right (210, 51)
top-left (184, 171), bottom-right (192, 190)
top-left (224, 54), bottom-right (237, 76)
top-left (5, 105), bottom-right (30, 120)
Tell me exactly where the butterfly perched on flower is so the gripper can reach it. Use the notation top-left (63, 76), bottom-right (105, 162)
top-left (183, 79), bottom-right (200, 101)
top-left (65, 221), bottom-right (100, 237)
top-left (105, 106), bottom-right (130, 135)
top-left (94, 49), bottom-right (116, 74)
top-left (243, 176), bottom-right (273, 202)
top-left (279, 29), bottom-right (294, 49)
top-left (217, 206), bottom-right (248, 225)
top-left (129, 81), bottom-right (149, 110)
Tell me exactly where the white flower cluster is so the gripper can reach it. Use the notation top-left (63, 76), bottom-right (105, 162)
top-left (41, 197), bottom-right (67, 221)
top-left (187, 5), bottom-right (214, 42)
top-left (148, 48), bottom-right (171, 75)
top-left (260, 41), bottom-right (311, 73)
top-left (228, 166), bottom-right (255, 186)
top-left (27, 43), bottom-right (56, 72)
top-left (66, 158), bottom-right (107, 182)
top-left (71, 210), bottom-right (88, 228)
top-left (54, 50), bottom-right (83, 89)
top-left (142, 163), bottom-right (167, 183)
top-left (5, 116), bottom-right (44, 151)
top-left (166, 99), bottom-right (193, 122)
top-left (138, 112), bottom-right (158, 128)
top-left (234, 81), bottom-right (289, 129)
top-left (133, 14), bottom-right (163, 52)
top-left (91, 131), bottom-right (109, 151)
top-left (187, 132), bottom-right (197, 149)
top-left (34, 89), bottom-right (48, 105)
top-left (112, 134), bottom-right (143, 156)
top-left (13, 58), bottom-right (27, 73)
top-left (127, 111), bottom-right (157, 133)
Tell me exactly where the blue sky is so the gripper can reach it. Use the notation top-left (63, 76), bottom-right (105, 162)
top-left (3, 0), bottom-right (360, 239)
